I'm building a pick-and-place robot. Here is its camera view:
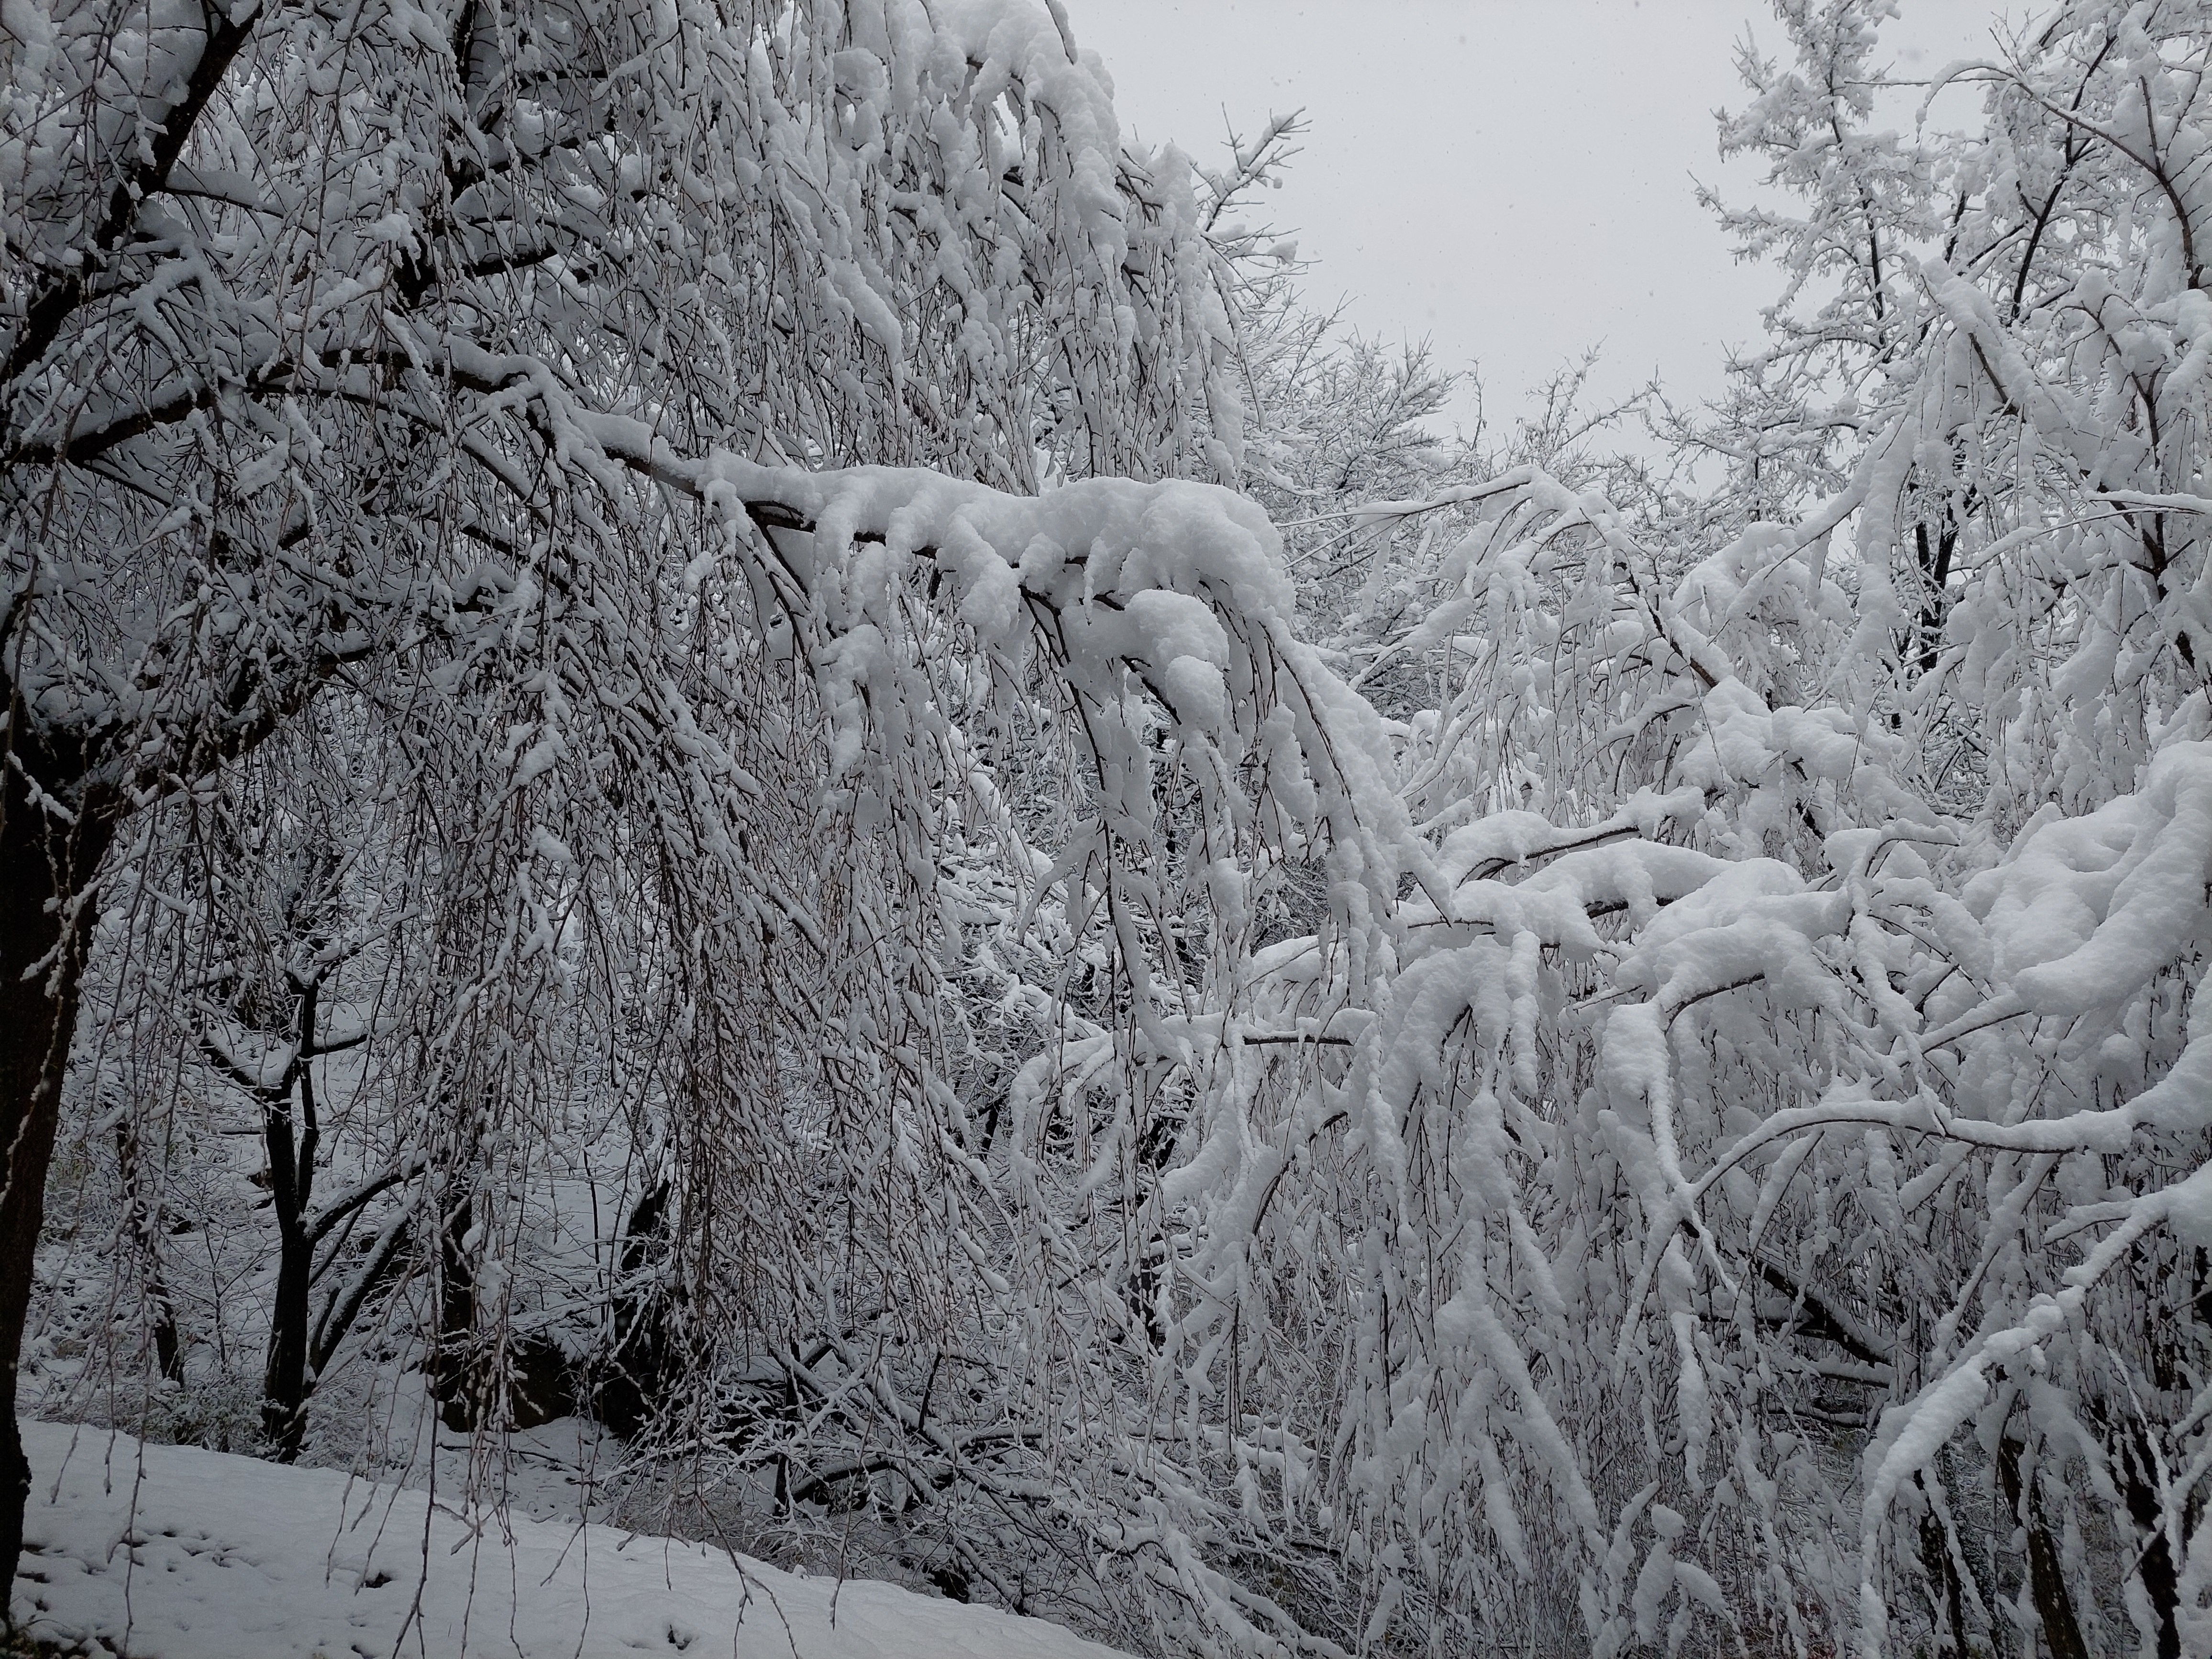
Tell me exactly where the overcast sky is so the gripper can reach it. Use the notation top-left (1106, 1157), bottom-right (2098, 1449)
top-left (1073, 0), bottom-right (2018, 435)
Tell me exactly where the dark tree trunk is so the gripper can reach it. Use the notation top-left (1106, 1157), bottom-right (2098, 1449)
top-left (114, 1120), bottom-right (184, 1384)
top-left (256, 1029), bottom-right (315, 1462)
top-left (591, 1180), bottom-right (671, 1440)
top-left (2120, 1426), bottom-right (2183, 1659)
top-left (432, 1183), bottom-right (479, 1430)
top-left (0, 740), bottom-right (111, 1609)
top-left (1914, 512), bottom-right (1960, 677)
top-left (205, 948), bottom-right (374, 1462)
top-left (426, 1180), bottom-right (571, 1431)
top-left (259, 1193), bottom-right (311, 1459)
top-left (1999, 1433), bottom-right (2090, 1659)
top-left (1915, 1469), bottom-right (1969, 1659)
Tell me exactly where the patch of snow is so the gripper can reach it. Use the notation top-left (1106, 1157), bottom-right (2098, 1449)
top-left (12, 1420), bottom-right (1131, 1659)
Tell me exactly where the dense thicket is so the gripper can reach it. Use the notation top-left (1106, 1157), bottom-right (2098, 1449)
top-left (8, 0), bottom-right (2212, 1655)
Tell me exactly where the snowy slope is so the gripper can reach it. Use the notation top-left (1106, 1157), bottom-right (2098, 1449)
top-left (11, 1421), bottom-right (1131, 1658)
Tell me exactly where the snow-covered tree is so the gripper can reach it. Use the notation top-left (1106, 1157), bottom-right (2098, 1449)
top-left (0, 0), bottom-right (1258, 1598)
top-left (1250, 3), bottom-right (2212, 1651)
top-left (16, 0), bottom-right (2212, 1654)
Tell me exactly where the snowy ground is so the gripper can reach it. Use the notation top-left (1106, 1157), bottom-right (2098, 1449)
top-left (10, 1420), bottom-right (1130, 1658)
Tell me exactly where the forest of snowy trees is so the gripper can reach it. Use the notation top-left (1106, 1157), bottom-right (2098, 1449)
top-left (4, 0), bottom-right (2212, 1653)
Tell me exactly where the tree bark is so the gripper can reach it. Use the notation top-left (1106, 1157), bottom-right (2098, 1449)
top-left (1915, 1469), bottom-right (1969, 1659)
top-left (432, 1183), bottom-right (479, 1430)
top-left (201, 1031), bottom-right (318, 1460)
top-left (2120, 1425), bottom-right (2182, 1659)
top-left (258, 1151), bottom-right (311, 1460)
top-left (591, 1180), bottom-right (670, 1440)
top-left (256, 1013), bottom-right (315, 1462)
top-left (0, 735), bottom-right (111, 1610)
top-left (114, 1120), bottom-right (184, 1384)
top-left (1998, 1433), bottom-right (2090, 1659)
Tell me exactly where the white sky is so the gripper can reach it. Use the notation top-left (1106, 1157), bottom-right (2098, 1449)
top-left (1073, 0), bottom-right (2022, 436)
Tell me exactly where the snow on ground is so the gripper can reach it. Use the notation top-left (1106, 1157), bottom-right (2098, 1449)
top-left (11, 1420), bottom-right (1131, 1658)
